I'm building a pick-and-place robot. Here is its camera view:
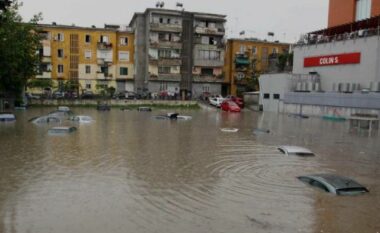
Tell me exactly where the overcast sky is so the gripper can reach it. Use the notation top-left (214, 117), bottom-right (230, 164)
top-left (19, 0), bottom-right (329, 42)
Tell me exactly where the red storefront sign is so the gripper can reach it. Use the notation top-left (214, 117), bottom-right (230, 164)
top-left (304, 53), bottom-right (361, 67)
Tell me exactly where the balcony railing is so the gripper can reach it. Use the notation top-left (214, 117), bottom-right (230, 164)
top-left (194, 26), bottom-right (225, 35)
top-left (97, 42), bottom-right (113, 50)
top-left (150, 23), bottom-right (182, 32)
top-left (36, 71), bottom-right (52, 79)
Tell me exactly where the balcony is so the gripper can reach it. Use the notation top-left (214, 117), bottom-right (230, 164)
top-left (36, 71), bottom-right (52, 79)
top-left (194, 26), bottom-right (225, 36)
top-left (150, 23), bottom-right (182, 33)
top-left (158, 58), bottom-right (182, 66)
top-left (194, 59), bottom-right (224, 67)
top-left (193, 75), bottom-right (224, 83)
top-left (149, 74), bottom-right (181, 82)
top-left (41, 57), bottom-right (52, 63)
top-left (97, 42), bottom-right (113, 50)
top-left (150, 41), bottom-right (182, 49)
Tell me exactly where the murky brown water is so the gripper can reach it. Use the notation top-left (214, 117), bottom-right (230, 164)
top-left (0, 107), bottom-right (379, 233)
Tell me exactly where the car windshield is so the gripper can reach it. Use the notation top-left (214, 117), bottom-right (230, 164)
top-left (336, 187), bottom-right (369, 196)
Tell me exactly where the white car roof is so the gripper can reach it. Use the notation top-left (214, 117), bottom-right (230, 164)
top-left (278, 146), bottom-right (314, 155)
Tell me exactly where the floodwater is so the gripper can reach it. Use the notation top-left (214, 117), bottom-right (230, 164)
top-left (0, 107), bottom-right (379, 233)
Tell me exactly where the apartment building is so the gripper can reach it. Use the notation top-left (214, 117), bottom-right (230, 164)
top-left (129, 8), bottom-right (226, 98)
top-left (328, 0), bottom-right (380, 27)
top-left (224, 39), bottom-right (290, 96)
top-left (36, 23), bottom-right (134, 94)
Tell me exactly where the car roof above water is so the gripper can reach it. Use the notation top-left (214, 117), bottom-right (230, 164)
top-left (278, 146), bottom-right (315, 156)
top-left (301, 174), bottom-right (366, 190)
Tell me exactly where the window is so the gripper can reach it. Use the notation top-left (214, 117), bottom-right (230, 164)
top-left (119, 51), bottom-right (130, 61)
top-left (58, 65), bottom-right (64, 73)
top-left (273, 94), bottom-right (280, 99)
top-left (85, 50), bottom-right (92, 59)
top-left (158, 49), bottom-right (172, 58)
top-left (58, 49), bottom-right (64, 58)
top-left (100, 66), bottom-right (108, 75)
top-left (100, 35), bottom-right (109, 43)
top-left (57, 33), bottom-right (64, 41)
top-left (240, 45), bottom-right (246, 53)
top-left (356, 0), bottom-right (371, 21)
top-left (202, 85), bottom-right (210, 92)
top-left (236, 73), bottom-right (245, 80)
top-left (209, 37), bottom-right (215, 45)
top-left (86, 84), bottom-right (91, 89)
top-left (159, 18), bottom-right (163, 23)
top-left (120, 67), bottom-right (128, 75)
top-left (120, 37), bottom-right (129, 45)
top-left (201, 68), bottom-right (213, 76)
top-left (158, 66), bottom-right (171, 74)
top-left (263, 93), bottom-right (270, 99)
top-left (272, 48), bottom-right (279, 54)
top-left (167, 18), bottom-right (171, 24)
top-left (252, 46), bottom-right (257, 55)
top-left (85, 34), bottom-right (91, 43)
top-left (199, 50), bottom-right (221, 60)
top-left (85, 65), bottom-right (91, 74)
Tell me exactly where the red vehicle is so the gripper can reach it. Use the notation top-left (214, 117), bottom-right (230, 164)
top-left (226, 95), bottom-right (244, 108)
top-left (221, 100), bottom-right (241, 112)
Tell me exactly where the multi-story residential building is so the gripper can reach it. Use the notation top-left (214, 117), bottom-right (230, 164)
top-left (328, 0), bottom-right (380, 27)
top-left (129, 8), bottom-right (226, 98)
top-left (224, 38), bottom-right (290, 96)
top-left (35, 23), bottom-right (134, 94)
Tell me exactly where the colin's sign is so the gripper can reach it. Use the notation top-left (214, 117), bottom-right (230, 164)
top-left (304, 53), bottom-right (361, 67)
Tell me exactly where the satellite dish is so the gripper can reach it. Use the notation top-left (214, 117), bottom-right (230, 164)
top-left (176, 2), bottom-right (183, 7)
top-left (160, 1), bottom-right (165, 8)
top-left (156, 2), bottom-right (160, 7)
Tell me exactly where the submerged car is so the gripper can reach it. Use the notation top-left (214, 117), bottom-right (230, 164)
top-left (48, 126), bottom-right (77, 134)
top-left (221, 100), bottom-right (241, 112)
top-left (0, 113), bottom-right (16, 122)
top-left (278, 146), bottom-right (315, 157)
top-left (71, 115), bottom-right (94, 124)
top-left (97, 104), bottom-right (111, 111)
top-left (29, 115), bottom-right (61, 124)
top-left (209, 97), bottom-right (225, 108)
top-left (154, 113), bottom-right (192, 120)
top-left (226, 95), bottom-right (244, 108)
top-left (298, 174), bottom-right (369, 196)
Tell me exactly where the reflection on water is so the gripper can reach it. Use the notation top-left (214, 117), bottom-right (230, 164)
top-left (0, 108), bottom-right (379, 233)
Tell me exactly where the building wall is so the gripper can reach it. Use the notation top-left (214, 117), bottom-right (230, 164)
top-left (34, 25), bottom-right (135, 95)
top-left (224, 39), bottom-right (290, 96)
top-left (328, 0), bottom-right (380, 27)
top-left (293, 35), bottom-right (380, 91)
top-left (258, 73), bottom-right (292, 112)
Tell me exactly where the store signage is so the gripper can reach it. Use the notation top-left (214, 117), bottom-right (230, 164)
top-left (304, 53), bottom-right (361, 67)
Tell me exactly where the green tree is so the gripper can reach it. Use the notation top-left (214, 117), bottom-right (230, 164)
top-left (0, 1), bottom-right (42, 102)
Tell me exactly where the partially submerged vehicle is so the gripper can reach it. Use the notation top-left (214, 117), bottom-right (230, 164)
top-left (48, 126), bottom-right (77, 134)
top-left (70, 115), bottom-right (94, 124)
top-left (138, 107), bottom-right (152, 112)
top-left (298, 174), bottom-right (369, 196)
top-left (220, 128), bottom-right (239, 133)
top-left (58, 106), bottom-right (70, 112)
top-left (0, 113), bottom-right (16, 122)
top-left (278, 146), bottom-right (315, 157)
top-left (48, 110), bottom-right (74, 118)
top-left (154, 113), bottom-right (192, 120)
top-left (29, 115), bottom-right (61, 124)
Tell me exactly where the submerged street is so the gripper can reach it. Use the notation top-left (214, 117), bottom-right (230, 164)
top-left (0, 108), bottom-right (379, 233)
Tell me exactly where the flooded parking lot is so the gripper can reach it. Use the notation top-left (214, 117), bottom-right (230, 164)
top-left (0, 107), bottom-right (379, 233)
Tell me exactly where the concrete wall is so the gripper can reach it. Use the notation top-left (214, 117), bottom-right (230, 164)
top-left (293, 36), bottom-right (380, 91)
top-left (192, 83), bottom-right (222, 98)
top-left (259, 73), bottom-right (292, 112)
top-left (30, 99), bottom-right (198, 107)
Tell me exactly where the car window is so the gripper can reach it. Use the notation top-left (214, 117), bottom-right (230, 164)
top-left (310, 180), bottom-right (329, 192)
top-left (336, 187), bottom-right (368, 196)
top-left (292, 152), bottom-right (315, 157)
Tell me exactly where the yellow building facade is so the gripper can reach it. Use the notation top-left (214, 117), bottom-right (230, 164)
top-left (35, 24), bottom-right (134, 94)
top-left (224, 39), bottom-right (290, 96)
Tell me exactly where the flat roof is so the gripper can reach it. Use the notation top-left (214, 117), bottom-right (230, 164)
top-left (37, 23), bottom-right (134, 33)
top-left (308, 15), bottom-right (380, 36)
top-left (129, 8), bottom-right (226, 26)
top-left (228, 38), bottom-right (291, 46)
